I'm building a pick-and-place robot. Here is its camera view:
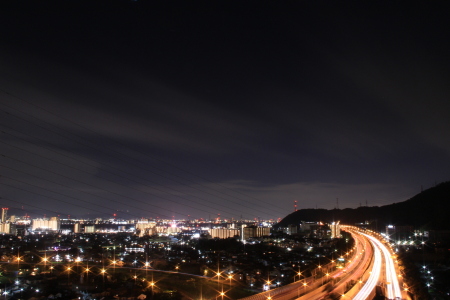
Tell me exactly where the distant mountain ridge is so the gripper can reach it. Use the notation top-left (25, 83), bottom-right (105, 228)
top-left (277, 181), bottom-right (450, 230)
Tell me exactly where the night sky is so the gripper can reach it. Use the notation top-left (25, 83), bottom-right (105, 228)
top-left (1, 0), bottom-right (449, 220)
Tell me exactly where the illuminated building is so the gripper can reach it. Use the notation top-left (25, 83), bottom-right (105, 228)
top-left (0, 208), bottom-right (11, 234)
top-left (1, 208), bottom-right (7, 223)
top-left (85, 225), bottom-right (95, 233)
top-left (330, 221), bottom-right (340, 238)
top-left (241, 225), bottom-right (270, 241)
top-left (136, 221), bottom-right (156, 237)
top-left (32, 217), bottom-right (60, 232)
top-left (74, 222), bottom-right (80, 233)
top-left (209, 228), bottom-right (240, 239)
top-left (0, 223), bottom-right (10, 234)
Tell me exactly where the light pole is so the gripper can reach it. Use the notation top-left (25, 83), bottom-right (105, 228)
top-left (145, 253), bottom-right (149, 279)
top-left (42, 251), bottom-right (48, 274)
top-left (101, 268), bottom-right (106, 289)
top-left (111, 259), bottom-right (117, 275)
top-left (216, 269), bottom-right (221, 289)
top-left (149, 281), bottom-right (155, 299)
top-left (67, 266), bottom-right (72, 285)
top-left (84, 266), bottom-right (90, 283)
top-left (16, 255), bottom-right (21, 273)
top-left (76, 256), bottom-right (81, 274)
top-left (296, 266), bottom-right (302, 282)
top-left (266, 279), bottom-right (271, 291)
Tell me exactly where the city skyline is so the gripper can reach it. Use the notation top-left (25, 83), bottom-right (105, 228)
top-left (1, 1), bottom-right (450, 220)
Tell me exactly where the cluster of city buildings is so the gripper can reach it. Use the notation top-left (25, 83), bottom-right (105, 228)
top-left (0, 208), bottom-right (280, 241)
top-left (0, 207), bottom-right (350, 246)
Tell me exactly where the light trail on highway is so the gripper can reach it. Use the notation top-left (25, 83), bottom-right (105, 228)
top-left (365, 233), bottom-right (402, 299)
top-left (298, 229), bottom-right (374, 300)
top-left (352, 239), bottom-right (382, 300)
top-left (341, 226), bottom-right (405, 300)
top-left (340, 226), bottom-right (406, 300)
top-left (242, 226), bottom-right (407, 300)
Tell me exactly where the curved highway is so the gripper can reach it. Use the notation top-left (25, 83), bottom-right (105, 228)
top-left (240, 226), bottom-right (409, 300)
top-left (341, 226), bottom-right (407, 300)
top-left (239, 227), bottom-right (374, 300)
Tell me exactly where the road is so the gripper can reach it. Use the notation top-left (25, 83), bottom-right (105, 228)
top-left (240, 226), bottom-right (409, 300)
top-left (239, 228), bottom-right (374, 300)
top-left (341, 226), bottom-right (408, 300)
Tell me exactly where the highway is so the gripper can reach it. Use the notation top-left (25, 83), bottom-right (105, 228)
top-left (341, 226), bottom-right (407, 300)
top-left (365, 233), bottom-right (403, 299)
top-left (352, 239), bottom-right (382, 300)
top-left (239, 228), bottom-right (374, 300)
top-left (239, 226), bottom-right (409, 300)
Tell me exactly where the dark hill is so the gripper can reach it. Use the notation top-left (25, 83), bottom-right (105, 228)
top-left (277, 181), bottom-right (450, 230)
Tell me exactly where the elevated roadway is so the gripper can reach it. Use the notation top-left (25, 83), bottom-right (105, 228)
top-left (240, 226), bottom-right (409, 300)
top-left (340, 226), bottom-right (408, 300)
top-left (239, 228), bottom-right (373, 300)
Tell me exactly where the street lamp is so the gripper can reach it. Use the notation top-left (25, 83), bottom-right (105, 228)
top-left (84, 267), bottom-right (90, 282)
top-left (101, 268), bottom-right (106, 284)
top-left (66, 266), bottom-right (72, 284)
top-left (76, 256), bottom-right (81, 274)
top-left (16, 256), bottom-right (21, 270)
top-left (42, 256), bottom-right (48, 272)
top-left (265, 279), bottom-right (271, 291)
top-left (295, 266), bottom-right (302, 282)
top-left (149, 281), bottom-right (155, 299)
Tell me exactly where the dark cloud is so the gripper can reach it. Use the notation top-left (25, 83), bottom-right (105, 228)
top-left (0, 0), bottom-right (449, 219)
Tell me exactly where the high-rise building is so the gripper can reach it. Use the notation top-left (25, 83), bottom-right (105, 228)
top-left (136, 221), bottom-right (156, 237)
top-left (330, 221), bottom-right (340, 238)
top-left (1, 208), bottom-right (8, 223)
top-left (0, 223), bottom-right (10, 234)
top-left (209, 228), bottom-right (240, 239)
top-left (85, 225), bottom-right (95, 233)
top-left (32, 217), bottom-right (60, 231)
top-left (241, 225), bottom-right (270, 241)
top-left (0, 208), bottom-right (10, 234)
top-left (74, 222), bottom-right (80, 233)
